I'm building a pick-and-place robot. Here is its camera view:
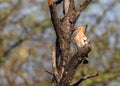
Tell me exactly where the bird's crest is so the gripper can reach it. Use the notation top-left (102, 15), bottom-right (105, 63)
top-left (77, 25), bottom-right (88, 34)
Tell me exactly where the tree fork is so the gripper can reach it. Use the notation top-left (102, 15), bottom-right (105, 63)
top-left (47, 0), bottom-right (99, 86)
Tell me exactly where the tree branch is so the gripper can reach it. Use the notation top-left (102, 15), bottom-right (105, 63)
top-left (47, 0), bottom-right (61, 27)
top-left (47, 0), bottom-right (62, 45)
top-left (63, 0), bottom-right (70, 15)
top-left (59, 44), bottom-right (92, 86)
top-left (0, 0), bottom-right (21, 28)
top-left (79, 0), bottom-right (92, 12)
top-left (3, 25), bottom-right (33, 57)
top-left (51, 47), bottom-right (59, 81)
top-left (3, 38), bottom-right (25, 57)
top-left (74, 0), bottom-right (92, 23)
top-left (71, 73), bottom-right (100, 86)
top-left (47, 0), bottom-right (61, 65)
top-left (69, 0), bottom-right (75, 12)
top-left (45, 70), bottom-right (54, 75)
top-left (48, 0), bottom-right (68, 83)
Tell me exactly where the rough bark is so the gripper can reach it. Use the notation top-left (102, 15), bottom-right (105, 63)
top-left (47, 0), bottom-right (99, 86)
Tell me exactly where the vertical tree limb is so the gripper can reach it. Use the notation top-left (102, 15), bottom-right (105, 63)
top-left (51, 47), bottom-right (59, 83)
top-left (63, 0), bottom-right (70, 15)
top-left (47, 0), bottom-right (96, 86)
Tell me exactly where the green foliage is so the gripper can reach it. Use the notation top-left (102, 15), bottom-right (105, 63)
top-left (114, 51), bottom-right (120, 61)
top-left (0, 56), bottom-right (6, 62)
top-left (103, 73), bottom-right (115, 80)
top-left (27, 13), bottom-right (35, 19)
top-left (42, 20), bottom-right (51, 29)
top-left (29, 48), bottom-right (37, 56)
top-left (1, 0), bottom-right (10, 3)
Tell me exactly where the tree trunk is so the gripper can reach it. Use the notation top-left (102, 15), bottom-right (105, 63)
top-left (47, 0), bottom-right (99, 86)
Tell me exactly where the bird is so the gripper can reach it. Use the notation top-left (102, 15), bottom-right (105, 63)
top-left (72, 25), bottom-right (89, 64)
top-left (72, 25), bottom-right (88, 49)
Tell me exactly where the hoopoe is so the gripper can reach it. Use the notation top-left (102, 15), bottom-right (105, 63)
top-left (72, 25), bottom-right (88, 49)
top-left (72, 25), bottom-right (89, 64)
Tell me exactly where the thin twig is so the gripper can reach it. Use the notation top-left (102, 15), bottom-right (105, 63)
top-left (71, 73), bottom-right (100, 86)
top-left (45, 70), bottom-right (54, 75)
top-left (45, 70), bottom-right (58, 83)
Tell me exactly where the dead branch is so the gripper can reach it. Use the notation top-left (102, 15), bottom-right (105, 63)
top-left (45, 70), bottom-right (58, 85)
top-left (45, 70), bottom-right (54, 75)
top-left (74, 0), bottom-right (92, 23)
top-left (51, 47), bottom-right (59, 81)
top-left (79, 0), bottom-right (92, 12)
top-left (71, 73), bottom-right (100, 86)
top-left (47, 0), bottom-right (93, 86)
top-left (63, 0), bottom-right (70, 15)
top-left (59, 44), bottom-right (91, 86)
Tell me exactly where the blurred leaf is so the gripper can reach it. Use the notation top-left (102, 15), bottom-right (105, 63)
top-left (6, 9), bottom-right (11, 14)
top-left (95, 77), bottom-right (102, 82)
top-left (27, 13), bottom-right (35, 19)
top-left (17, 48), bottom-right (28, 62)
top-left (85, 79), bottom-right (93, 86)
top-left (103, 73), bottom-right (115, 80)
top-left (41, 20), bottom-right (51, 29)
top-left (2, 0), bottom-right (10, 3)
top-left (29, 48), bottom-right (37, 56)
top-left (0, 56), bottom-right (6, 62)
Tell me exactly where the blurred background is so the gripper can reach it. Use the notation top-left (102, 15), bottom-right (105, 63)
top-left (0, 0), bottom-right (120, 86)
